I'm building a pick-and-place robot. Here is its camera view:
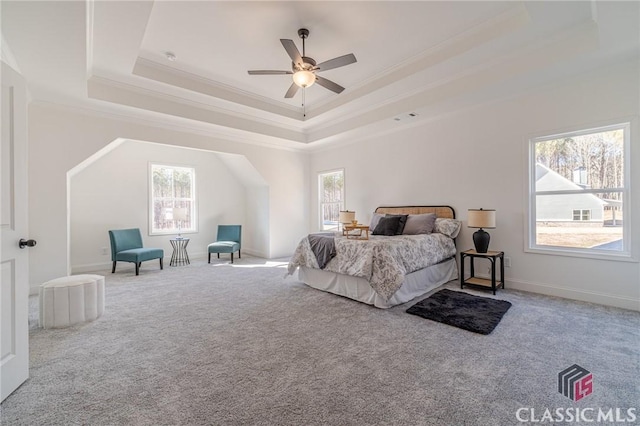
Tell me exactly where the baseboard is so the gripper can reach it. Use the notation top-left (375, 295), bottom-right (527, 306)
top-left (71, 261), bottom-right (113, 274)
top-left (33, 251), bottom-right (270, 296)
top-left (241, 248), bottom-right (268, 258)
top-left (69, 250), bottom-right (267, 274)
top-left (472, 273), bottom-right (640, 311)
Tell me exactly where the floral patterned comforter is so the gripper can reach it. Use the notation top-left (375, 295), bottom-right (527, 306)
top-left (287, 233), bottom-right (456, 300)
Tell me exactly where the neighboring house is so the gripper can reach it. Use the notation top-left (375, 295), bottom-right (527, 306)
top-left (535, 163), bottom-right (606, 223)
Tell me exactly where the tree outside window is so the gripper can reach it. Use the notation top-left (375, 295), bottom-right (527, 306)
top-left (150, 164), bottom-right (196, 235)
top-left (529, 123), bottom-right (629, 258)
top-left (319, 170), bottom-right (344, 231)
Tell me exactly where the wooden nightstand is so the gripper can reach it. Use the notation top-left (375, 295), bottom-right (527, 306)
top-left (460, 249), bottom-right (505, 295)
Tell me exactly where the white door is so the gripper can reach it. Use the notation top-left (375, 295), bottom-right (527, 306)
top-left (1, 61), bottom-right (30, 401)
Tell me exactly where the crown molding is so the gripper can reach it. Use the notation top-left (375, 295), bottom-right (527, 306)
top-left (30, 99), bottom-right (309, 153)
top-left (133, 57), bottom-right (303, 120)
top-left (87, 74), bottom-right (307, 141)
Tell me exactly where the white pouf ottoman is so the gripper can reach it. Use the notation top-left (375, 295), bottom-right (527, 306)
top-left (39, 274), bottom-right (105, 329)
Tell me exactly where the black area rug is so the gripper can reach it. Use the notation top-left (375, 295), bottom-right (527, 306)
top-left (406, 289), bottom-right (512, 335)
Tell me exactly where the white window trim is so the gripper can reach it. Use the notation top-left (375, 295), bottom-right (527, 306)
top-left (149, 163), bottom-right (197, 236)
top-left (318, 168), bottom-right (345, 231)
top-left (572, 209), bottom-right (591, 221)
top-left (525, 121), bottom-right (634, 262)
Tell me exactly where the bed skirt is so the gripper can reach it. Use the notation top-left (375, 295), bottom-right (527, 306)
top-left (298, 257), bottom-right (458, 309)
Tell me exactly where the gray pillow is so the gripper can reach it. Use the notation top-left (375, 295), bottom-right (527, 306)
top-left (369, 213), bottom-right (384, 231)
top-left (402, 213), bottom-right (437, 235)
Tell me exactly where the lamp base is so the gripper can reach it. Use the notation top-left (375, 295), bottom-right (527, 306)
top-left (473, 228), bottom-right (490, 253)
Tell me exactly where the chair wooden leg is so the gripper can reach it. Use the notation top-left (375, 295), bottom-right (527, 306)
top-left (231, 253), bottom-right (234, 264)
top-left (208, 253), bottom-right (211, 263)
top-left (217, 253), bottom-right (220, 259)
top-left (160, 258), bottom-right (163, 270)
top-left (239, 250), bottom-right (241, 259)
top-left (135, 263), bottom-right (140, 276)
top-left (112, 261), bottom-right (116, 273)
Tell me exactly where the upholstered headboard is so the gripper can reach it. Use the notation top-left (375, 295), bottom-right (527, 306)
top-left (374, 205), bottom-right (456, 219)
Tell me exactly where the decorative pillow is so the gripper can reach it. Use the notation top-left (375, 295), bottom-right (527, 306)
top-left (372, 216), bottom-right (402, 236)
top-left (434, 218), bottom-right (462, 238)
top-left (385, 214), bottom-right (408, 235)
top-left (369, 213), bottom-right (384, 231)
top-left (402, 213), bottom-right (437, 235)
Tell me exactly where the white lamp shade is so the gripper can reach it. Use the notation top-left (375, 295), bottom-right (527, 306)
top-left (339, 211), bottom-right (356, 224)
top-left (468, 209), bottom-right (496, 229)
top-left (173, 208), bottom-right (188, 221)
top-left (292, 70), bottom-right (316, 88)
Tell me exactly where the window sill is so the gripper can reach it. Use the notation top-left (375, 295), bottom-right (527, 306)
top-left (525, 245), bottom-right (637, 263)
top-left (150, 230), bottom-right (197, 237)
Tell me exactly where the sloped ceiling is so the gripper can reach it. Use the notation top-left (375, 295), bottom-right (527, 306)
top-left (2, 1), bottom-right (639, 150)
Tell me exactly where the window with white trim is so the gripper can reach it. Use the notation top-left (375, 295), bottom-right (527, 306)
top-left (572, 209), bottom-right (591, 221)
top-left (528, 123), bottom-right (629, 258)
top-left (150, 164), bottom-right (196, 235)
top-left (318, 169), bottom-right (344, 231)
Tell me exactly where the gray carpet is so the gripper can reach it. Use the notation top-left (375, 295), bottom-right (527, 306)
top-left (1, 256), bottom-right (638, 425)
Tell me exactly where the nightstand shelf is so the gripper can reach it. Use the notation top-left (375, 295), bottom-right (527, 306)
top-left (460, 249), bottom-right (505, 295)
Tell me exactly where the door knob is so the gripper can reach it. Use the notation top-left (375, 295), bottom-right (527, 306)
top-left (19, 239), bottom-right (37, 249)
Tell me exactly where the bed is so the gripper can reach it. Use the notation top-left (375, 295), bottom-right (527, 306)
top-left (287, 206), bottom-right (460, 308)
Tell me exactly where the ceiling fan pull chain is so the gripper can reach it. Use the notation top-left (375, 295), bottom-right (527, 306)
top-left (302, 88), bottom-right (306, 117)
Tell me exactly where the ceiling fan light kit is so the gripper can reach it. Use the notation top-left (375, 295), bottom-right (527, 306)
top-left (292, 70), bottom-right (316, 88)
top-left (248, 28), bottom-right (357, 99)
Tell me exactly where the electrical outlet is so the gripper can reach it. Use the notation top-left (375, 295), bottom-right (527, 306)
top-left (101, 247), bottom-right (108, 255)
top-left (504, 257), bottom-right (512, 268)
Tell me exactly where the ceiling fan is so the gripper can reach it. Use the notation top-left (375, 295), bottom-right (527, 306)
top-left (248, 28), bottom-right (357, 99)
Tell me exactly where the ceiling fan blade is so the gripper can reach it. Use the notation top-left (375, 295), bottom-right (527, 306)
top-left (315, 76), bottom-right (345, 94)
top-left (280, 39), bottom-right (303, 65)
top-left (284, 82), bottom-right (299, 98)
top-left (316, 54), bottom-right (357, 72)
top-left (248, 70), bottom-right (293, 75)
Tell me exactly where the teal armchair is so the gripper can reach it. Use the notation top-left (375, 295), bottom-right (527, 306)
top-left (208, 225), bottom-right (242, 264)
top-left (109, 228), bottom-right (164, 275)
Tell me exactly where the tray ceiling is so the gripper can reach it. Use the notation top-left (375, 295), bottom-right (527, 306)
top-left (2, 1), bottom-right (639, 150)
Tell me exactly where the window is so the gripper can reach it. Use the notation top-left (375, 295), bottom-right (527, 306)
top-left (528, 123), bottom-right (629, 258)
top-left (318, 169), bottom-right (344, 231)
top-left (572, 209), bottom-right (591, 221)
top-left (150, 164), bottom-right (196, 235)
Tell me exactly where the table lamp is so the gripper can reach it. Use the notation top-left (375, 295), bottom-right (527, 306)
top-left (339, 210), bottom-right (356, 230)
top-left (467, 208), bottom-right (495, 253)
top-left (173, 207), bottom-right (188, 238)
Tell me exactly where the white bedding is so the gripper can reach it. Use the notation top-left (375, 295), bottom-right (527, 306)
top-left (287, 232), bottom-right (457, 303)
top-left (298, 258), bottom-right (458, 308)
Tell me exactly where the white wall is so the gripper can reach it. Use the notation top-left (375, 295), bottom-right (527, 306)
top-left (28, 104), bottom-right (309, 290)
top-left (309, 60), bottom-right (640, 310)
top-left (69, 140), bottom-right (246, 272)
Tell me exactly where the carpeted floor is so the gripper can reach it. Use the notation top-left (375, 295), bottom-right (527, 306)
top-left (1, 256), bottom-right (639, 425)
